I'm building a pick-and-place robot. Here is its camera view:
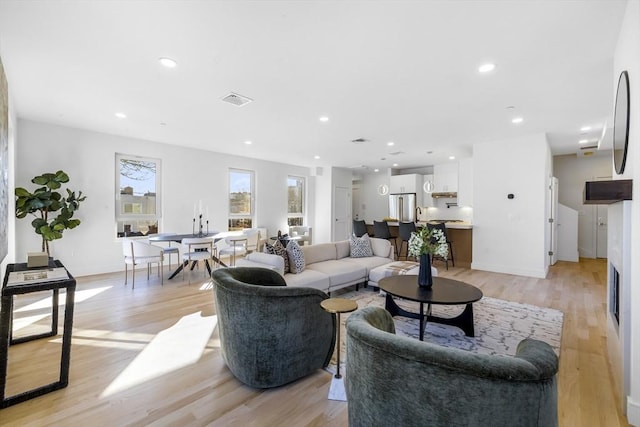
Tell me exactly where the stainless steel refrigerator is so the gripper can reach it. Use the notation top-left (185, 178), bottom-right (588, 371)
top-left (389, 193), bottom-right (417, 222)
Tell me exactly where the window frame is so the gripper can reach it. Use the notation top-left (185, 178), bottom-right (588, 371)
top-left (287, 175), bottom-right (305, 226)
top-left (115, 153), bottom-right (162, 238)
top-left (228, 168), bottom-right (255, 229)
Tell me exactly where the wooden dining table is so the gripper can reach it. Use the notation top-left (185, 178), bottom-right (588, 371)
top-left (149, 232), bottom-right (231, 279)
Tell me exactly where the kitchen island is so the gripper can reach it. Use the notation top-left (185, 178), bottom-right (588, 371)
top-left (365, 221), bottom-right (473, 269)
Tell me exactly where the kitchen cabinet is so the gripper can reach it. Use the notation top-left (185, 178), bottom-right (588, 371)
top-left (389, 174), bottom-right (423, 207)
top-left (457, 158), bottom-right (473, 207)
top-left (422, 174), bottom-right (435, 207)
top-left (433, 163), bottom-right (459, 193)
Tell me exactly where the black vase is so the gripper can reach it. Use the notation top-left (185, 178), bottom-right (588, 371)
top-left (418, 253), bottom-right (433, 288)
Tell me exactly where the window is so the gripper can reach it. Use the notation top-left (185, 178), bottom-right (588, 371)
top-left (116, 154), bottom-right (161, 238)
top-left (287, 176), bottom-right (305, 226)
top-left (229, 169), bottom-right (254, 230)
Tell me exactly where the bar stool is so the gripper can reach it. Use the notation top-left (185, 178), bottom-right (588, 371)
top-left (426, 222), bottom-right (454, 270)
top-left (397, 221), bottom-right (417, 260)
top-left (373, 220), bottom-right (396, 256)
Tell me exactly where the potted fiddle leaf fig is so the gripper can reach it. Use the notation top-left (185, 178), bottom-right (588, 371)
top-left (15, 170), bottom-right (87, 256)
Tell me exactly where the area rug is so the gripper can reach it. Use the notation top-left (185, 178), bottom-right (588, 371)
top-left (328, 289), bottom-right (563, 369)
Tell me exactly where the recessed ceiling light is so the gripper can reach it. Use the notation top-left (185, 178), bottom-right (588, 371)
top-left (244, 140), bottom-right (252, 145)
top-left (449, 156), bottom-right (456, 160)
top-left (115, 112), bottom-right (127, 119)
top-left (314, 155), bottom-right (320, 159)
top-left (393, 163), bottom-right (399, 167)
top-left (580, 126), bottom-right (591, 132)
top-left (512, 117), bottom-right (524, 124)
top-left (319, 116), bottom-right (329, 122)
top-left (387, 141), bottom-right (395, 146)
top-left (579, 139), bottom-right (589, 144)
top-left (159, 57), bottom-right (177, 68)
top-left (478, 63), bottom-right (496, 73)
top-left (374, 169), bottom-right (380, 172)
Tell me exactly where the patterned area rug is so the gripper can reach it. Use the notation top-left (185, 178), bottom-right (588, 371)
top-left (328, 289), bottom-right (563, 368)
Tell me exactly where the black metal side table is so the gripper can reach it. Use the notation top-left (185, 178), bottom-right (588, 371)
top-left (0, 260), bottom-right (76, 408)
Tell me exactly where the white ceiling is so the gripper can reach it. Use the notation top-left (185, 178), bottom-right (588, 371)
top-left (0, 0), bottom-right (627, 172)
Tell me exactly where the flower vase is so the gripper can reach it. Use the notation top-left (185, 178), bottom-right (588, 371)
top-left (418, 253), bottom-right (433, 288)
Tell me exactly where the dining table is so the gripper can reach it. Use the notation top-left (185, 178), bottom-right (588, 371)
top-left (149, 231), bottom-right (238, 279)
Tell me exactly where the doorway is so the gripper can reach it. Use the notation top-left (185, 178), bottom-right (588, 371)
top-left (334, 186), bottom-right (351, 241)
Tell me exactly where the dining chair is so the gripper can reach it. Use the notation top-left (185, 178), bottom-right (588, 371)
top-left (148, 233), bottom-right (179, 270)
top-left (181, 237), bottom-right (215, 284)
top-left (218, 235), bottom-right (248, 267)
top-left (289, 226), bottom-right (312, 246)
top-left (243, 228), bottom-right (261, 253)
top-left (397, 221), bottom-right (417, 260)
top-left (122, 239), bottom-right (164, 289)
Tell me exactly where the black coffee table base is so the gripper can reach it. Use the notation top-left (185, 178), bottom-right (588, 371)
top-left (384, 294), bottom-right (476, 340)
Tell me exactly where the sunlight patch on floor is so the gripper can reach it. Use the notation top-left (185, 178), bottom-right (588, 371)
top-left (12, 313), bottom-right (50, 331)
top-left (100, 312), bottom-right (218, 397)
top-left (14, 286), bottom-right (112, 313)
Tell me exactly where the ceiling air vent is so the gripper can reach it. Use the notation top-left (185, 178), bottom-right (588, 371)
top-left (351, 138), bottom-right (369, 144)
top-left (580, 145), bottom-right (598, 150)
top-left (221, 92), bottom-right (253, 107)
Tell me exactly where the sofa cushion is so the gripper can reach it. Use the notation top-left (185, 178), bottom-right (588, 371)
top-left (370, 237), bottom-right (392, 258)
top-left (265, 240), bottom-right (290, 273)
top-left (284, 269), bottom-right (331, 292)
top-left (302, 243), bottom-right (337, 265)
top-left (287, 240), bottom-right (306, 274)
top-left (336, 240), bottom-right (350, 259)
top-left (307, 260), bottom-right (367, 287)
top-left (350, 233), bottom-right (373, 258)
top-left (238, 252), bottom-right (285, 275)
top-left (338, 256), bottom-right (393, 275)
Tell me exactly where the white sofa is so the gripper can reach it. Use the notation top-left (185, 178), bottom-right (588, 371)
top-left (236, 238), bottom-right (394, 293)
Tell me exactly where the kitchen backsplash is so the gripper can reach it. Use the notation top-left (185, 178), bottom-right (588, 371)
top-left (418, 206), bottom-right (473, 223)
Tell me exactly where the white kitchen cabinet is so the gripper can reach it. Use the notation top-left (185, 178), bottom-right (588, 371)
top-left (389, 174), bottom-right (422, 194)
top-left (457, 158), bottom-right (473, 207)
top-left (390, 173), bottom-right (423, 208)
top-left (422, 174), bottom-right (435, 207)
top-left (433, 163), bottom-right (459, 193)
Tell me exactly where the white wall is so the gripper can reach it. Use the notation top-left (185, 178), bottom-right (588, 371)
top-left (614, 0), bottom-right (640, 423)
top-left (15, 119), bottom-right (311, 276)
top-left (0, 45), bottom-right (16, 274)
top-left (553, 153), bottom-right (612, 258)
top-left (354, 172), bottom-right (388, 224)
top-left (472, 133), bottom-right (551, 278)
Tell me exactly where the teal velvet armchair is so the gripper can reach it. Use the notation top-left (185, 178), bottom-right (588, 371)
top-left (212, 267), bottom-right (336, 388)
top-left (346, 306), bottom-right (559, 427)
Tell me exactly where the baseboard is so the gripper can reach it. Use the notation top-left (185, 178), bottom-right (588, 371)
top-left (470, 262), bottom-right (547, 279)
top-left (627, 396), bottom-right (640, 426)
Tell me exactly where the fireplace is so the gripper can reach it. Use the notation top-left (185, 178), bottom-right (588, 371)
top-left (606, 200), bottom-right (631, 414)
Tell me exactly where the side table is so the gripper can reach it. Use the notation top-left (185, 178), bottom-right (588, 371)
top-left (0, 260), bottom-right (76, 408)
top-left (320, 297), bottom-right (357, 401)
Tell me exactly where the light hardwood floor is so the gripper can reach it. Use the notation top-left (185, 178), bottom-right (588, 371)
top-left (0, 258), bottom-right (629, 426)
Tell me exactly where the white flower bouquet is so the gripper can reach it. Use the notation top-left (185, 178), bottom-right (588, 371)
top-left (407, 226), bottom-right (448, 259)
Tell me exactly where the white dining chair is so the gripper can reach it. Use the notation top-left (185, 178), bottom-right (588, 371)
top-left (149, 233), bottom-right (179, 270)
top-left (243, 228), bottom-right (261, 254)
top-left (181, 237), bottom-right (214, 284)
top-left (217, 232), bottom-right (250, 267)
top-left (122, 239), bottom-right (164, 289)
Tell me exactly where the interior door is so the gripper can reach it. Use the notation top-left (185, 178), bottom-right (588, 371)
top-left (352, 185), bottom-right (361, 221)
top-left (596, 205), bottom-right (608, 258)
top-left (334, 186), bottom-right (350, 241)
top-left (549, 177), bottom-right (558, 265)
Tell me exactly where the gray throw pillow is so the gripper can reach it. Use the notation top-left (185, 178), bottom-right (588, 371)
top-left (286, 240), bottom-right (306, 274)
top-left (350, 233), bottom-right (373, 258)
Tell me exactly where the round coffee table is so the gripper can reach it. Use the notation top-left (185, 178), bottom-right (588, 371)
top-left (378, 275), bottom-right (483, 341)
